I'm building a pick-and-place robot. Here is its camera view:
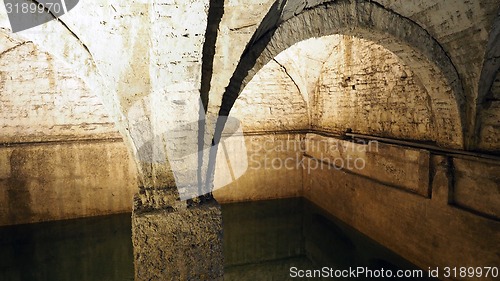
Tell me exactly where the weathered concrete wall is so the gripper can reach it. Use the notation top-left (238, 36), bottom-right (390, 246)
top-left (216, 131), bottom-right (498, 221)
top-left (205, 0), bottom-right (275, 119)
top-left (0, 0), bottom-right (207, 189)
top-left (0, 0), bottom-right (496, 185)
top-left (231, 33), bottom-right (461, 146)
top-left (0, 1), bottom-right (497, 277)
top-left (213, 131), bottom-right (498, 219)
top-left (0, 140), bottom-right (138, 226)
top-left (215, 0), bottom-right (498, 151)
top-left (220, 24), bottom-right (499, 274)
top-left (0, 1), bottom-right (150, 157)
top-left (0, 0), bottom-right (496, 188)
top-left (137, 0), bottom-right (210, 189)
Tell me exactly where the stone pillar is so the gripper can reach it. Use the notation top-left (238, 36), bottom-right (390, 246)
top-left (131, 0), bottom-right (224, 279)
top-left (132, 189), bottom-right (223, 280)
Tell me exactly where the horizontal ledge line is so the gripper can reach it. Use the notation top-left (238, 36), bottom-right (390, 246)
top-left (0, 137), bottom-right (124, 147)
top-left (241, 129), bottom-right (500, 163)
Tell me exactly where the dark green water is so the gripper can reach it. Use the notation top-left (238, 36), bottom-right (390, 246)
top-left (0, 213), bottom-right (134, 281)
top-left (0, 198), bottom-right (434, 280)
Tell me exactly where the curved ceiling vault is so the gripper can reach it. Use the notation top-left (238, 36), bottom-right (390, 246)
top-left (220, 0), bottom-right (465, 149)
top-left (230, 34), bottom-right (451, 146)
top-left (0, 33), bottom-right (120, 143)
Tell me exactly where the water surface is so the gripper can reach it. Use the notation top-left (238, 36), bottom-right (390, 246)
top-left (0, 198), bottom-right (434, 280)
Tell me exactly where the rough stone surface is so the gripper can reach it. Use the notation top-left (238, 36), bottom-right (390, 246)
top-left (214, 132), bottom-right (499, 221)
top-left (0, 0), bottom-right (497, 189)
top-left (219, 0), bottom-right (498, 150)
top-left (0, 0), bottom-right (496, 186)
top-left (0, 39), bottom-right (140, 225)
top-left (206, 0), bottom-right (275, 118)
top-left (0, 4), bottom-right (134, 145)
top-left (0, 1), bottom-right (210, 188)
top-left (0, 42), bottom-right (119, 142)
top-left (140, 0), bottom-right (210, 188)
top-left (132, 201), bottom-right (224, 281)
top-left (213, 131), bottom-right (499, 280)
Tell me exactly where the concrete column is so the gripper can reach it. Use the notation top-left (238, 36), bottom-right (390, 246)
top-left (131, 1), bottom-right (224, 279)
top-left (133, 193), bottom-right (223, 280)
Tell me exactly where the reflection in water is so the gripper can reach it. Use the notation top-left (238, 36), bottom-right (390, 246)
top-left (0, 213), bottom-right (134, 281)
top-left (0, 198), bottom-right (435, 280)
top-left (222, 198), bottom-right (436, 281)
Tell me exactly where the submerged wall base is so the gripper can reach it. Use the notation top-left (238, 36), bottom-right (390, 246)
top-left (132, 192), bottom-right (224, 281)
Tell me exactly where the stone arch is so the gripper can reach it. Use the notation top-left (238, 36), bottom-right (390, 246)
top-left (219, 0), bottom-right (465, 148)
